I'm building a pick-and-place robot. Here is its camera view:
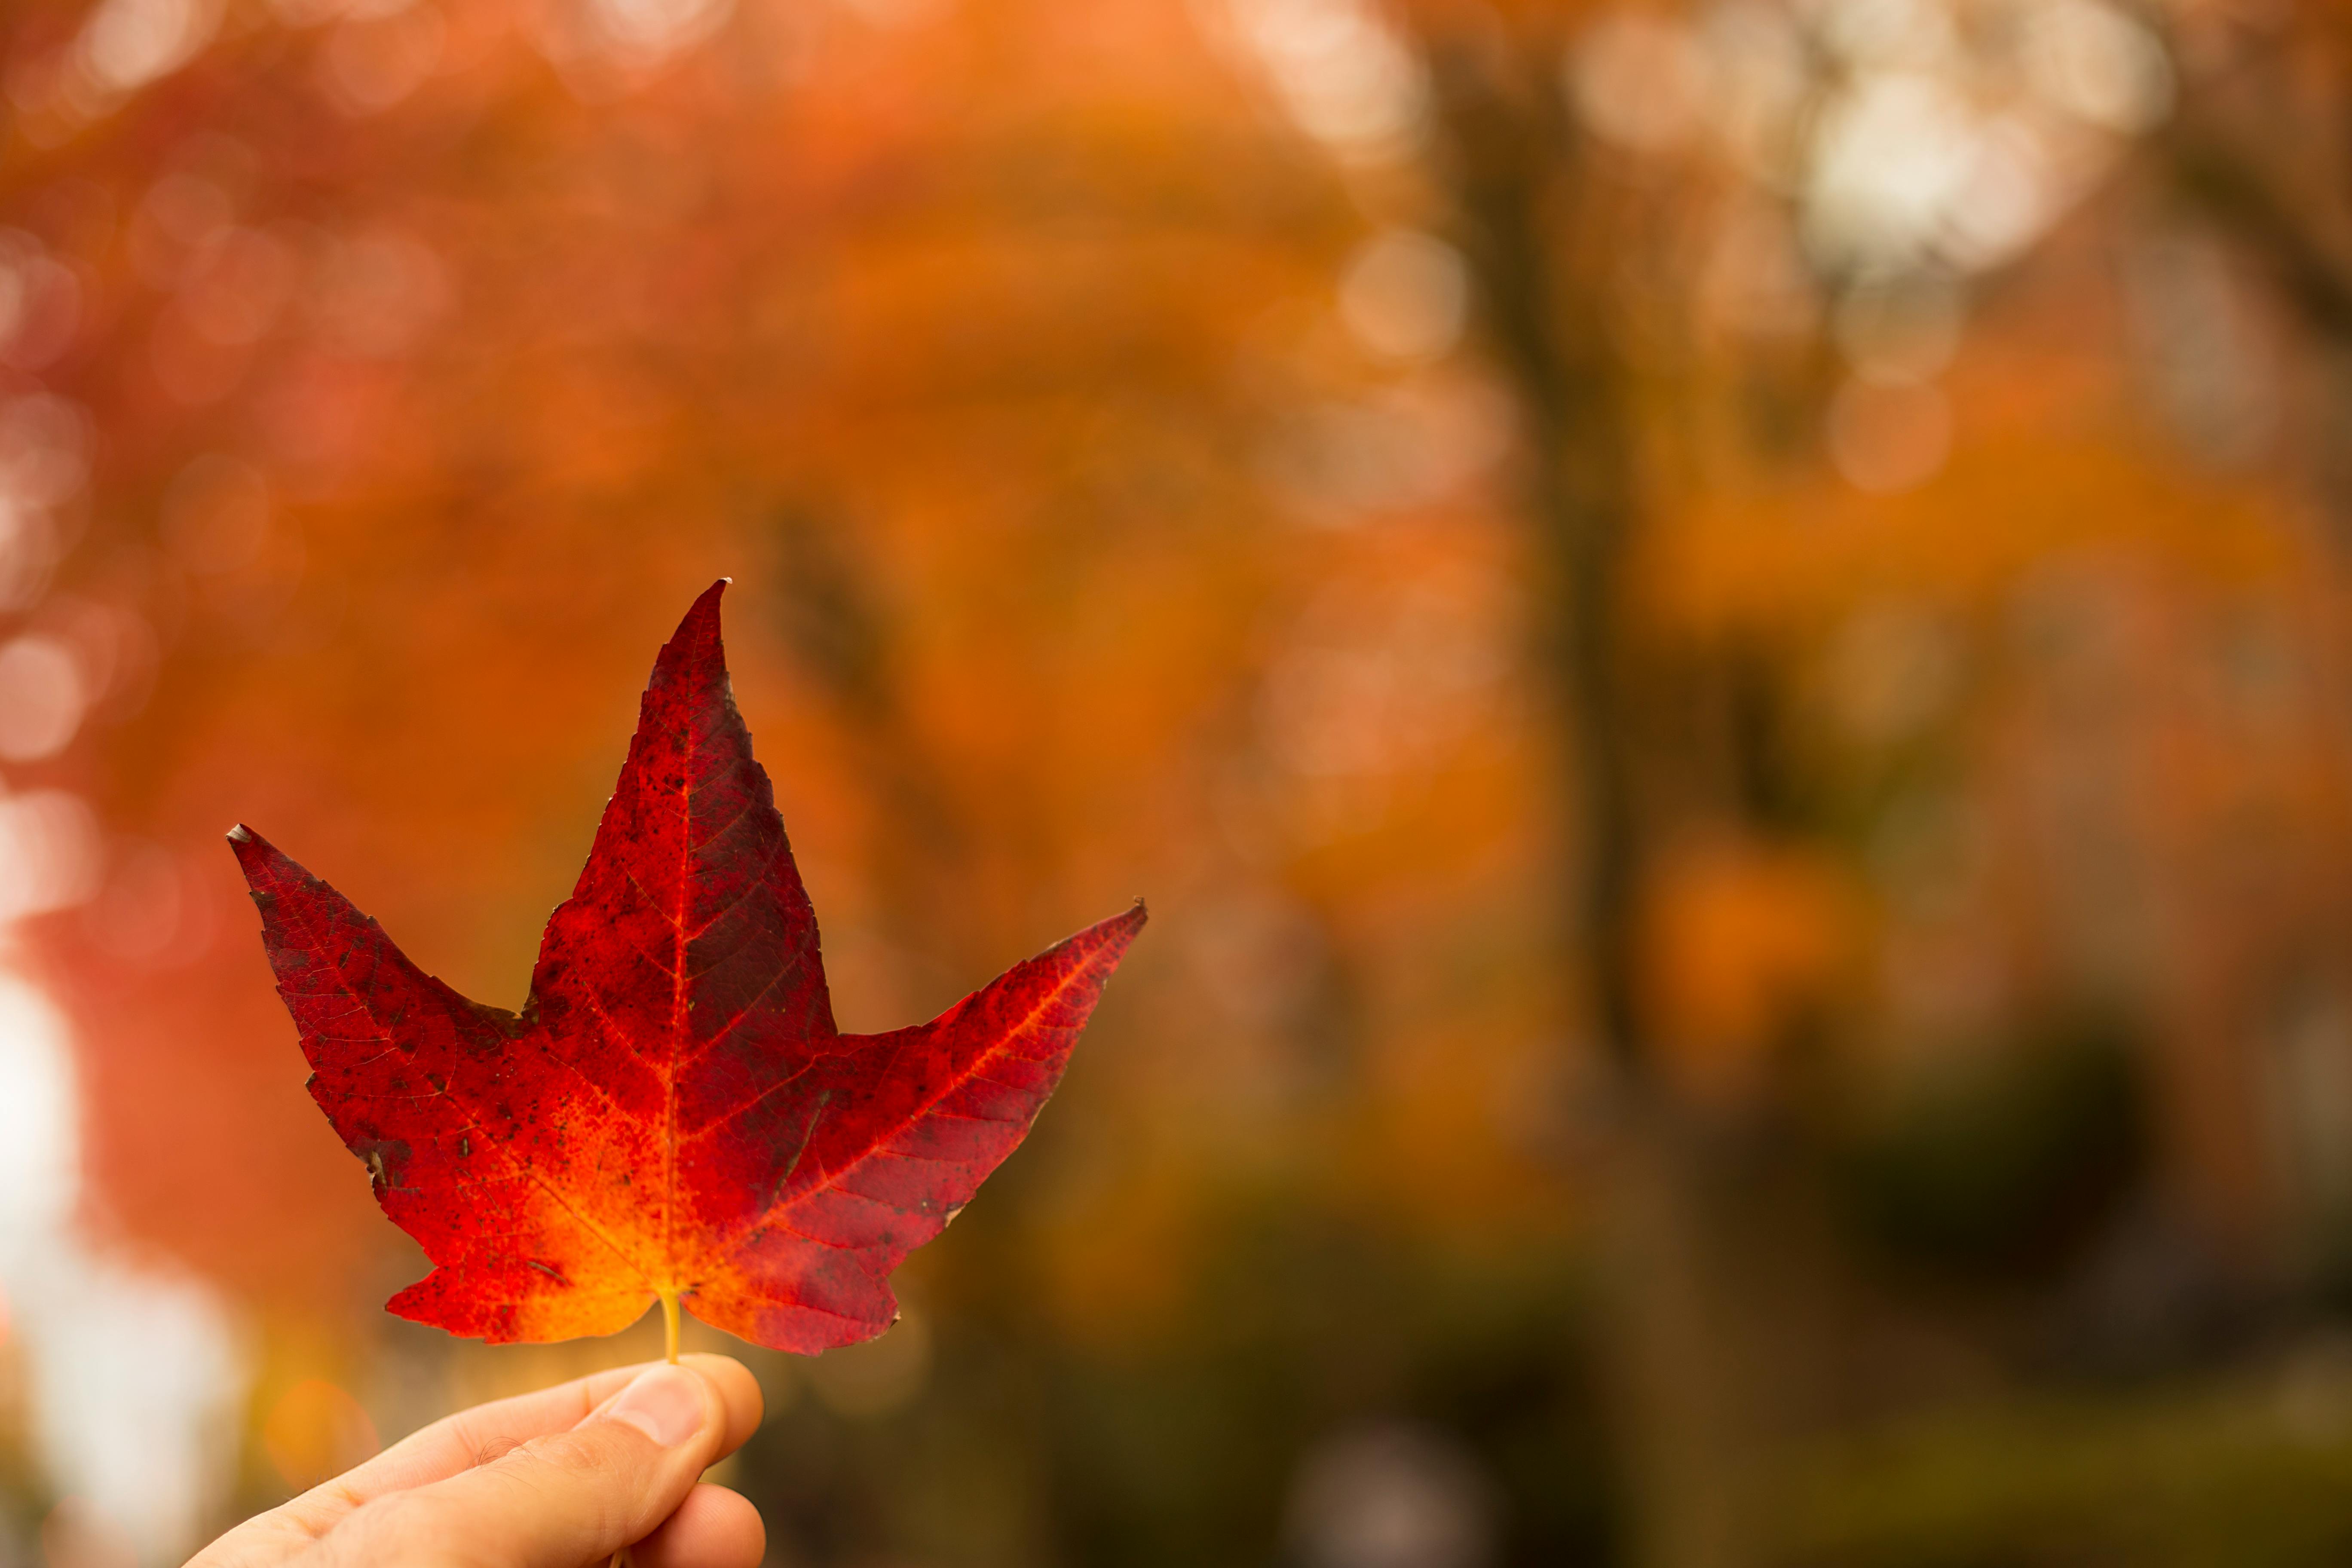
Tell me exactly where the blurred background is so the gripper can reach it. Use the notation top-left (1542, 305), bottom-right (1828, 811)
top-left (3, 0), bottom-right (2352, 1562)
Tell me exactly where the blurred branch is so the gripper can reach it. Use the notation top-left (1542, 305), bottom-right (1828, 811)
top-left (766, 506), bottom-right (979, 977)
top-left (2168, 137), bottom-right (2352, 342)
top-left (1419, 27), bottom-right (1761, 1568)
top-left (2166, 35), bottom-right (2352, 340)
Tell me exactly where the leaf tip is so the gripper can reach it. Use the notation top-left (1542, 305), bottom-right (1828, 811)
top-left (227, 823), bottom-right (254, 844)
top-left (661, 580), bottom-right (733, 670)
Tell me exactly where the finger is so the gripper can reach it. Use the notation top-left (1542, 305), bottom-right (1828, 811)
top-left (183, 1363), bottom-right (680, 1568)
top-left (633, 1485), bottom-right (765, 1568)
top-left (187, 1358), bottom-right (762, 1568)
top-left (353, 1354), bottom-right (760, 1501)
top-left (275, 1353), bottom-right (762, 1539)
top-left (321, 1362), bottom-right (735, 1568)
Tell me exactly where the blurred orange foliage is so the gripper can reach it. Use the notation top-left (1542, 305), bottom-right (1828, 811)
top-left (259, 1378), bottom-right (377, 1493)
top-left (15, 0), bottom-right (2352, 1557)
top-left (1, 0), bottom-right (1565, 1352)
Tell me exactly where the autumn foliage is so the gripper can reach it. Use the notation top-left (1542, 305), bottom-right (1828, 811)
top-left (15, 0), bottom-right (2352, 1562)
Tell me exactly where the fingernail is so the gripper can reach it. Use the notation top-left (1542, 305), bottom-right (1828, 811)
top-left (599, 1365), bottom-right (706, 1448)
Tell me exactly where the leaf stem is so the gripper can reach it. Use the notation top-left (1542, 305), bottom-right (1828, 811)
top-left (609, 1293), bottom-right (683, 1568)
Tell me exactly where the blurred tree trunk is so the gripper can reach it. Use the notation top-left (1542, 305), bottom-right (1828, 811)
top-left (766, 506), bottom-right (986, 987)
top-left (1422, 32), bottom-right (1762, 1568)
top-left (2160, 20), bottom-right (2352, 1268)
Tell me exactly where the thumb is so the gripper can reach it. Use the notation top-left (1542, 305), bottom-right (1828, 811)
top-left (334, 1363), bottom-right (728, 1568)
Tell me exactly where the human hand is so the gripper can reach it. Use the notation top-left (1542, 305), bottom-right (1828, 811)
top-left (187, 1355), bottom-right (765, 1568)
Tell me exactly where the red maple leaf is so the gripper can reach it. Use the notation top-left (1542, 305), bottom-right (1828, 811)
top-left (229, 581), bottom-right (1143, 1354)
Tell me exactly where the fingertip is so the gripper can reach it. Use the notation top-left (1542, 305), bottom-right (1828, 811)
top-left (634, 1484), bottom-right (764, 1568)
top-left (677, 1354), bottom-right (763, 1455)
top-left (597, 1363), bottom-right (717, 1449)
